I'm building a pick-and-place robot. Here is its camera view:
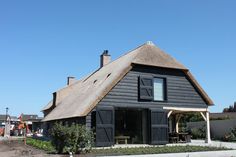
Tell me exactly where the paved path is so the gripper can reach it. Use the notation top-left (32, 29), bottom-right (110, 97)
top-left (169, 140), bottom-right (236, 149)
top-left (104, 150), bottom-right (236, 157)
top-left (103, 140), bottom-right (236, 157)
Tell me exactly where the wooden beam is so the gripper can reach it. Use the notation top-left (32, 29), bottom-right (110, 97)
top-left (163, 107), bottom-right (208, 112)
top-left (200, 112), bottom-right (207, 121)
top-left (168, 111), bottom-right (173, 118)
top-left (175, 114), bottom-right (182, 133)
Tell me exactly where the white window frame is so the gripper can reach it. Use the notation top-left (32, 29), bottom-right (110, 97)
top-left (153, 78), bottom-right (165, 101)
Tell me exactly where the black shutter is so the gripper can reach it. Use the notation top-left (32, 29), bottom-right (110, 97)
top-left (96, 106), bottom-right (114, 147)
top-left (139, 76), bottom-right (153, 100)
top-left (150, 109), bottom-right (168, 145)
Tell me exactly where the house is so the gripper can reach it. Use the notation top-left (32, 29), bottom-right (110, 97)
top-left (20, 114), bottom-right (43, 132)
top-left (0, 115), bottom-right (19, 136)
top-left (42, 41), bottom-right (214, 147)
top-left (0, 115), bottom-right (18, 126)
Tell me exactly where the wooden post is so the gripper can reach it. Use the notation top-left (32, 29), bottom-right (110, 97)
top-left (205, 111), bottom-right (211, 143)
top-left (175, 114), bottom-right (181, 133)
top-left (169, 117), bottom-right (172, 133)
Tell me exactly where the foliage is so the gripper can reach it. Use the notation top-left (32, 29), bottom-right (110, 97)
top-left (49, 122), bottom-right (94, 154)
top-left (190, 124), bottom-right (206, 139)
top-left (26, 138), bottom-right (55, 152)
top-left (210, 116), bottom-right (230, 121)
top-left (181, 113), bottom-right (204, 123)
top-left (223, 128), bottom-right (236, 142)
top-left (223, 102), bottom-right (236, 112)
top-left (179, 113), bottom-right (204, 132)
top-left (90, 145), bottom-right (229, 155)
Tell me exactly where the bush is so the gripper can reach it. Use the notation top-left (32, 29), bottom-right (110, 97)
top-left (49, 122), bottom-right (94, 154)
top-left (223, 128), bottom-right (236, 142)
top-left (190, 125), bottom-right (206, 139)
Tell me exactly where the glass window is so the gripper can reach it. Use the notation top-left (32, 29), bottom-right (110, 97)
top-left (153, 78), bottom-right (165, 101)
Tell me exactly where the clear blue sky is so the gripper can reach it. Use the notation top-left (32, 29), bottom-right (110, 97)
top-left (0, 0), bottom-right (235, 117)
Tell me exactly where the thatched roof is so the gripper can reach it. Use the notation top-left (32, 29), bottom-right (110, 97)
top-left (42, 100), bottom-right (53, 111)
top-left (42, 42), bottom-right (213, 121)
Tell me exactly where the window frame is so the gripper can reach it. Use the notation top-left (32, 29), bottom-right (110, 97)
top-left (153, 77), bottom-right (167, 102)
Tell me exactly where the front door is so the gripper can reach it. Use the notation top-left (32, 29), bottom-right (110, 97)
top-left (96, 106), bottom-right (114, 147)
top-left (150, 108), bottom-right (168, 144)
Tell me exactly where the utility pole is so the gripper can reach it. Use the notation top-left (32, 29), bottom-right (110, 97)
top-left (4, 107), bottom-right (10, 137)
top-left (5, 107), bottom-right (9, 122)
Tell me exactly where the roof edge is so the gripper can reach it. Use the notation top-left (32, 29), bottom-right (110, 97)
top-left (184, 71), bottom-right (214, 106)
top-left (132, 63), bottom-right (188, 71)
top-left (42, 65), bottom-right (133, 122)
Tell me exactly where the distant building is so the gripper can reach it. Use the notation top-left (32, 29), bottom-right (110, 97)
top-left (20, 114), bottom-right (43, 132)
top-left (0, 115), bottom-right (18, 125)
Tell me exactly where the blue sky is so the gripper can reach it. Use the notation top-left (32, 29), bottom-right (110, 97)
top-left (0, 0), bottom-right (235, 117)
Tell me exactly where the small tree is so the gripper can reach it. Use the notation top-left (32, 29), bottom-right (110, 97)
top-left (50, 122), bottom-right (94, 154)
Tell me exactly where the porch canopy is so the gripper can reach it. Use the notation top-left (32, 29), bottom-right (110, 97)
top-left (163, 106), bottom-right (211, 143)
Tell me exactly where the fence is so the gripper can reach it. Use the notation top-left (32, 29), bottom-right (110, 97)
top-left (187, 119), bottom-right (236, 139)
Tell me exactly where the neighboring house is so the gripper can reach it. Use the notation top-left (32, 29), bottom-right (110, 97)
top-left (42, 42), bottom-right (214, 147)
top-left (0, 115), bottom-right (18, 125)
top-left (0, 115), bottom-right (19, 134)
top-left (0, 115), bottom-right (8, 125)
top-left (21, 114), bottom-right (43, 132)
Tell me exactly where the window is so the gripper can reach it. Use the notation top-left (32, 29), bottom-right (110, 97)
top-left (153, 78), bottom-right (165, 101)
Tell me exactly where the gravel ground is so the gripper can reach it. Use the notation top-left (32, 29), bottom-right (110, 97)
top-left (0, 140), bottom-right (60, 157)
top-left (0, 139), bottom-right (94, 157)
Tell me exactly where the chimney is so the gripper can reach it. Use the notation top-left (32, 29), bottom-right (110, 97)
top-left (67, 76), bottom-right (76, 86)
top-left (100, 50), bottom-right (111, 68)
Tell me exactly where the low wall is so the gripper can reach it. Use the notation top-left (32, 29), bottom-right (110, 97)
top-left (187, 119), bottom-right (236, 139)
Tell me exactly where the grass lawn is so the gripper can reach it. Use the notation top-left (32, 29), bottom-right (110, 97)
top-left (26, 138), bottom-right (231, 156)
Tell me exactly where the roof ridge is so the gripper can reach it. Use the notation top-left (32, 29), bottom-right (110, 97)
top-left (100, 42), bottom-right (152, 68)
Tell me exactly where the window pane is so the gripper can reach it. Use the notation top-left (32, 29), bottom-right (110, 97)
top-left (154, 78), bottom-right (164, 101)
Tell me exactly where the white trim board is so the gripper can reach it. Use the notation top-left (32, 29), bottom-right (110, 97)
top-left (163, 107), bottom-right (208, 112)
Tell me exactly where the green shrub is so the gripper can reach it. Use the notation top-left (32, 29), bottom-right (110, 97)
top-left (223, 128), bottom-right (236, 142)
top-left (190, 125), bottom-right (206, 139)
top-left (26, 138), bottom-right (55, 152)
top-left (49, 122), bottom-right (94, 154)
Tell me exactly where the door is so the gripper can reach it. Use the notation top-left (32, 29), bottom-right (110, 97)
top-left (150, 108), bottom-right (168, 145)
top-left (96, 106), bottom-right (114, 147)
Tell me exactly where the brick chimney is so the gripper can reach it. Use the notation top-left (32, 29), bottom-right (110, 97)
top-left (100, 50), bottom-right (111, 68)
top-left (67, 76), bottom-right (76, 85)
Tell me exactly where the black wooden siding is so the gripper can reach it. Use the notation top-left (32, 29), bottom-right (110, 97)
top-left (97, 65), bottom-right (208, 109)
top-left (86, 112), bottom-right (92, 129)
